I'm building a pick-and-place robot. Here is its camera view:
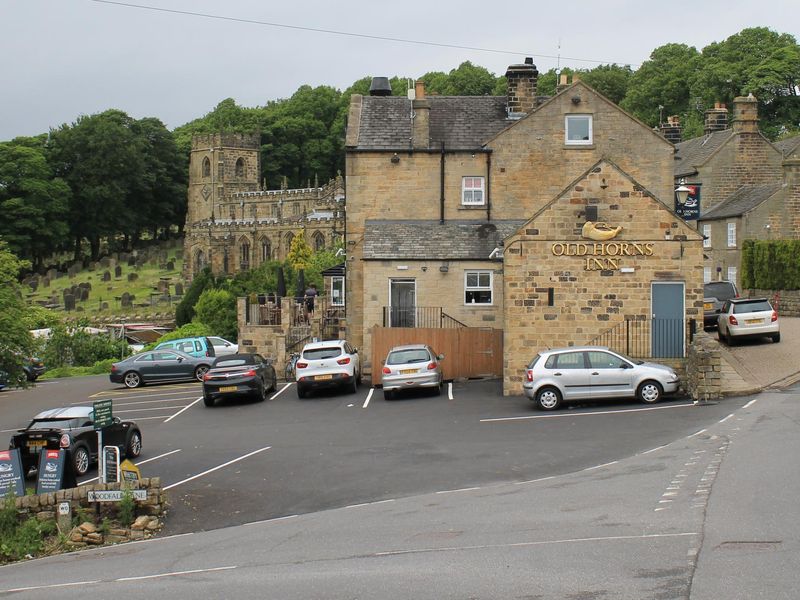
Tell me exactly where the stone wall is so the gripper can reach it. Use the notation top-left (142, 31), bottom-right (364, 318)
top-left (13, 478), bottom-right (166, 548)
top-left (685, 332), bottom-right (722, 402)
top-left (747, 289), bottom-right (800, 317)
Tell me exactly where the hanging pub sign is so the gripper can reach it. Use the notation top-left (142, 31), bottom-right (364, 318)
top-left (36, 449), bottom-right (66, 495)
top-left (0, 449), bottom-right (26, 497)
top-left (676, 183), bottom-right (701, 220)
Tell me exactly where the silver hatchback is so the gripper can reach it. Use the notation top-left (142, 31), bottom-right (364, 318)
top-left (522, 346), bottom-right (680, 411)
top-left (381, 344), bottom-right (444, 400)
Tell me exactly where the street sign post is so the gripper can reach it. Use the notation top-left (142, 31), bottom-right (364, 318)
top-left (103, 446), bottom-right (120, 483)
top-left (93, 399), bottom-right (113, 482)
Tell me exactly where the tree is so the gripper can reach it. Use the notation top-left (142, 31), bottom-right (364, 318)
top-left (0, 241), bottom-right (34, 381)
top-left (286, 231), bottom-right (313, 270)
top-left (581, 64), bottom-right (634, 105)
top-left (0, 140), bottom-right (70, 269)
top-left (175, 267), bottom-right (215, 326)
top-left (193, 288), bottom-right (237, 341)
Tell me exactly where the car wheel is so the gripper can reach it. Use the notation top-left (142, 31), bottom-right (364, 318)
top-left (348, 375), bottom-right (358, 394)
top-left (717, 328), bottom-right (724, 342)
top-left (434, 380), bottom-right (443, 396)
top-left (535, 386), bottom-right (562, 411)
top-left (126, 430), bottom-right (142, 458)
top-left (26, 372), bottom-right (37, 382)
top-left (72, 445), bottom-right (90, 477)
top-left (356, 369), bottom-right (362, 386)
top-left (637, 380), bottom-right (663, 404)
top-left (123, 371), bottom-right (142, 388)
top-left (772, 333), bottom-right (781, 343)
top-left (258, 382), bottom-right (268, 402)
top-left (268, 374), bottom-right (277, 392)
top-left (194, 365), bottom-right (210, 381)
top-left (297, 385), bottom-right (307, 399)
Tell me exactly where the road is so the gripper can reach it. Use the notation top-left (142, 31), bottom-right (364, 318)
top-left (1, 377), bottom-right (797, 597)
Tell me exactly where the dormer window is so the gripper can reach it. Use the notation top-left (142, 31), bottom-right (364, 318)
top-left (565, 115), bottom-right (592, 145)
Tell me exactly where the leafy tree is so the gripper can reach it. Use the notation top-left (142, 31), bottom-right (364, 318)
top-left (193, 288), bottom-right (237, 341)
top-left (145, 322), bottom-right (211, 351)
top-left (0, 242), bottom-right (34, 380)
top-left (175, 266), bottom-right (215, 326)
top-left (286, 231), bottom-right (313, 270)
top-left (0, 140), bottom-right (70, 269)
top-left (581, 64), bottom-right (634, 105)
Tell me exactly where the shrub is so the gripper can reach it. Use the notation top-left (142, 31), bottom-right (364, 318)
top-left (117, 488), bottom-right (135, 527)
top-left (0, 492), bottom-right (57, 562)
top-left (194, 289), bottom-right (237, 341)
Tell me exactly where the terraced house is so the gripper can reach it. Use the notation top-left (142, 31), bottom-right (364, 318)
top-left (344, 59), bottom-right (704, 394)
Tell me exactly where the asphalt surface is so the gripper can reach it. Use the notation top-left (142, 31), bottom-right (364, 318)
top-left (1, 380), bottom-right (797, 598)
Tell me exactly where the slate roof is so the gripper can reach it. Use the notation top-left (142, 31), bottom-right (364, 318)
top-left (352, 96), bottom-right (511, 150)
top-left (700, 183), bottom-right (782, 220)
top-left (774, 134), bottom-right (800, 158)
top-left (674, 130), bottom-right (734, 178)
top-left (363, 220), bottom-right (525, 260)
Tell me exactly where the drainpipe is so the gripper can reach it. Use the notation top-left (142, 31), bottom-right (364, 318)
top-left (440, 141), bottom-right (445, 224)
top-left (486, 151), bottom-right (492, 222)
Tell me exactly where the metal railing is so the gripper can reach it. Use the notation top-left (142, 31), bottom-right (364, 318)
top-left (245, 296), bottom-right (282, 326)
top-left (382, 306), bottom-right (466, 329)
top-left (589, 317), bottom-right (696, 359)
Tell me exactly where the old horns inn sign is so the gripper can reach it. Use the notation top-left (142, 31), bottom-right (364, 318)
top-left (551, 222), bottom-right (654, 271)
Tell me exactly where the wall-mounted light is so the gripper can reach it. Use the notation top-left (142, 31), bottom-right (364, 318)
top-left (571, 95), bottom-right (581, 105)
top-left (421, 266), bottom-right (428, 272)
top-left (674, 184), bottom-right (692, 206)
top-left (600, 178), bottom-right (608, 189)
top-left (439, 264), bottom-right (449, 273)
top-left (391, 153), bottom-right (400, 164)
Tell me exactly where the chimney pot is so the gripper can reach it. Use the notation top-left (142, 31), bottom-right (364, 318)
top-left (414, 80), bottom-right (425, 100)
top-left (369, 77), bottom-right (392, 96)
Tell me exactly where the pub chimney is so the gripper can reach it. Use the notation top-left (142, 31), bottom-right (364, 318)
top-left (732, 94), bottom-right (759, 134)
top-left (506, 57), bottom-right (539, 117)
top-left (703, 102), bottom-right (728, 135)
top-left (412, 80), bottom-right (430, 149)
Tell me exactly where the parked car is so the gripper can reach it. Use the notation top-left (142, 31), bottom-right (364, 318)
top-left (208, 336), bottom-right (239, 356)
top-left (381, 344), bottom-right (444, 400)
top-left (153, 336), bottom-right (216, 359)
top-left (110, 349), bottom-right (212, 388)
top-left (202, 353), bottom-right (277, 406)
top-left (522, 346), bottom-right (680, 411)
top-left (295, 339), bottom-right (361, 398)
top-left (717, 297), bottom-right (780, 344)
top-left (703, 280), bottom-right (739, 328)
top-left (23, 357), bottom-right (46, 382)
top-left (0, 371), bottom-right (7, 392)
top-left (8, 406), bottom-right (142, 476)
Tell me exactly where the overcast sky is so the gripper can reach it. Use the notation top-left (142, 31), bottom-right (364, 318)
top-left (2, 0), bottom-right (798, 141)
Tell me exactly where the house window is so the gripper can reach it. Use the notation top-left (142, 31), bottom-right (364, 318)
top-left (703, 266), bottom-right (712, 283)
top-left (727, 266), bottom-right (737, 284)
top-left (465, 270), bottom-right (492, 305)
top-left (331, 276), bottom-right (345, 306)
top-left (565, 115), bottom-right (592, 145)
top-left (461, 177), bottom-right (485, 206)
top-left (727, 222), bottom-right (736, 247)
top-left (702, 224), bottom-right (711, 248)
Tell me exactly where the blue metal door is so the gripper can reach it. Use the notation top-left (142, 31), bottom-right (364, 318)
top-left (651, 282), bottom-right (685, 358)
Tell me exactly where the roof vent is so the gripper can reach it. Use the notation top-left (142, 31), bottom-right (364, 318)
top-left (369, 77), bottom-right (392, 96)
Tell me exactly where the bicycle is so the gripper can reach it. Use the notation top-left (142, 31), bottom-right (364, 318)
top-left (284, 352), bottom-right (300, 382)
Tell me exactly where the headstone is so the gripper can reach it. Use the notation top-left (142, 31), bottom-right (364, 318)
top-left (42, 277), bottom-right (50, 288)
top-left (99, 257), bottom-right (111, 268)
top-left (47, 268), bottom-right (57, 280)
top-left (157, 280), bottom-right (170, 294)
top-left (101, 302), bottom-right (109, 310)
top-left (29, 278), bottom-right (38, 292)
top-left (121, 292), bottom-right (132, 308)
top-left (166, 260), bottom-right (175, 271)
top-left (79, 287), bottom-right (89, 301)
top-left (64, 294), bottom-right (75, 311)
top-left (102, 271), bottom-right (111, 282)
top-left (56, 270), bottom-right (65, 279)
top-left (174, 282), bottom-right (184, 296)
top-left (88, 261), bottom-right (97, 271)
top-left (114, 265), bottom-right (122, 278)
top-left (127, 272), bottom-right (138, 282)
top-left (128, 255), bottom-right (137, 267)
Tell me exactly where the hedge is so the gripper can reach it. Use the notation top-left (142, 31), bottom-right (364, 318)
top-left (741, 239), bottom-right (800, 290)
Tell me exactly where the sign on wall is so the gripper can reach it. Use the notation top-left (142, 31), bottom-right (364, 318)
top-left (676, 183), bottom-right (701, 220)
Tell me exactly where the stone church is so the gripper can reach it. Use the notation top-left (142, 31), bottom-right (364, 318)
top-left (182, 133), bottom-right (345, 281)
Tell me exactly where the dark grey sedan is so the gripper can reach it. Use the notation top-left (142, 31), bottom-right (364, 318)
top-left (110, 349), bottom-right (212, 388)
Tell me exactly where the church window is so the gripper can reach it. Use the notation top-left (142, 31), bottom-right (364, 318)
top-left (261, 239), bottom-right (271, 262)
top-left (235, 157), bottom-right (245, 178)
top-left (202, 156), bottom-right (211, 178)
top-left (312, 231), bottom-right (325, 251)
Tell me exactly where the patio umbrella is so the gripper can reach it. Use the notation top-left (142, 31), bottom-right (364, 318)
top-left (296, 269), bottom-right (306, 302)
top-left (276, 267), bottom-right (286, 307)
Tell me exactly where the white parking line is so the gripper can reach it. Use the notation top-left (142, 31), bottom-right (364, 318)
top-left (270, 383), bottom-right (293, 400)
top-left (116, 566), bottom-right (237, 582)
top-left (81, 389), bottom-right (201, 403)
top-left (640, 444), bottom-right (668, 455)
top-left (164, 397), bottom-right (203, 423)
top-left (117, 406), bottom-right (188, 413)
top-left (112, 396), bottom-right (203, 407)
top-left (448, 382), bottom-right (453, 400)
top-left (362, 388), bottom-right (373, 409)
top-left (436, 487), bottom-right (480, 494)
top-left (6, 580), bottom-right (102, 593)
top-left (743, 398), bottom-right (758, 409)
top-left (163, 446), bottom-right (271, 490)
top-left (583, 461), bottom-right (618, 471)
top-left (689, 429), bottom-right (707, 438)
top-left (480, 402), bottom-right (695, 422)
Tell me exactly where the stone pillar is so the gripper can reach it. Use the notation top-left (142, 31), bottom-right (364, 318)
top-left (686, 333), bottom-right (722, 402)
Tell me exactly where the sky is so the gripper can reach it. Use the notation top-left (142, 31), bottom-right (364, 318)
top-left (2, 0), bottom-right (798, 141)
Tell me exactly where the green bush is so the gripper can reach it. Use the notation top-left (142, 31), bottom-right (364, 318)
top-left (117, 488), bottom-right (135, 527)
top-left (194, 288), bottom-right (237, 341)
top-left (0, 492), bottom-right (57, 562)
top-left (42, 322), bottom-right (130, 368)
top-left (741, 239), bottom-right (800, 290)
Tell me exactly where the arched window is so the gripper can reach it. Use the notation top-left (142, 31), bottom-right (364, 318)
top-left (285, 232), bottom-right (294, 254)
top-left (202, 156), bottom-right (211, 178)
top-left (240, 241), bottom-right (250, 269)
top-left (195, 249), bottom-right (205, 273)
top-left (312, 231), bottom-right (325, 251)
top-left (293, 203), bottom-right (300, 216)
top-left (261, 238), bottom-right (271, 262)
top-left (235, 157), bottom-right (245, 178)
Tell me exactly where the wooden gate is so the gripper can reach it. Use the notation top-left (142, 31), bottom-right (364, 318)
top-left (370, 326), bottom-right (502, 384)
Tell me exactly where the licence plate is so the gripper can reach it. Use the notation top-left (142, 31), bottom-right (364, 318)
top-left (745, 319), bottom-right (763, 325)
top-left (399, 369), bottom-right (417, 375)
top-left (703, 303), bottom-right (713, 310)
top-left (315, 374), bottom-right (333, 381)
top-left (219, 385), bottom-right (238, 393)
top-left (27, 440), bottom-right (46, 448)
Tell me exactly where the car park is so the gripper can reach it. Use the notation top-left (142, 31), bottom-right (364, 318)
top-left (110, 349), bottom-right (212, 388)
top-left (202, 353), bottom-right (277, 406)
top-left (8, 406), bottom-right (142, 476)
top-left (716, 297), bottom-right (780, 344)
top-left (703, 280), bottom-right (738, 328)
top-left (522, 346), bottom-right (680, 411)
top-left (208, 336), bottom-right (239, 356)
top-left (153, 336), bottom-right (216, 359)
top-left (295, 339), bottom-right (361, 398)
top-left (381, 344), bottom-right (444, 400)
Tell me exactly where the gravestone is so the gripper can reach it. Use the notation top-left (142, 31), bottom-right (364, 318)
top-left (47, 268), bottom-right (57, 280)
top-left (121, 292), bottom-right (133, 308)
top-left (56, 270), bottom-right (65, 279)
top-left (102, 271), bottom-right (111, 282)
top-left (99, 257), bottom-right (111, 268)
top-left (114, 265), bottom-right (122, 278)
top-left (127, 272), bottom-right (138, 282)
top-left (79, 287), bottom-right (89, 301)
top-left (166, 260), bottom-right (175, 271)
top-left (64, 294), bottom-right (75, 311)
top-left (88, 261), bottom-right (97, 271)
top-left (157, 280), bottom-right (170, 294)
top-left (42, 277), bottom-right (50, 288)
top-left (79, 282), bottom-right (92, 292)
top-left (28, 278), bottom-right (38, 292)
top-left (174, 282), bottom-right (184, 296)
top-left (101, 302), bottom-right (109, 310)
top-left (128, 255), bottom-right (137, 267)
top-left (119, 252), bottom-right (130, 263)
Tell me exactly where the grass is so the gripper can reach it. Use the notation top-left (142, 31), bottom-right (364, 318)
top-left (25, 245), bottom-right (184, 321)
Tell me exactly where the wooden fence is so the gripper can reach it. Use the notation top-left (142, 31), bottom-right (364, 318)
top-left (370, 326), bottom-right (503, 384)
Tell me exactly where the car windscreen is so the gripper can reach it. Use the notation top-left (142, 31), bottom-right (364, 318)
top-left (704, 282), bottom-right (736, 300)
top-left (733, 300), bottom-right (772, 313)
top-left (28, 418), bottom-right (82, 430)
top-left (387, 349), bottom-right (431, 365)
top-left (303, 347), bottom-right (342, 360)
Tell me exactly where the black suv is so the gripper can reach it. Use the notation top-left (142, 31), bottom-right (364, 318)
top-left (703, 280), bottom-right (738, 328)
